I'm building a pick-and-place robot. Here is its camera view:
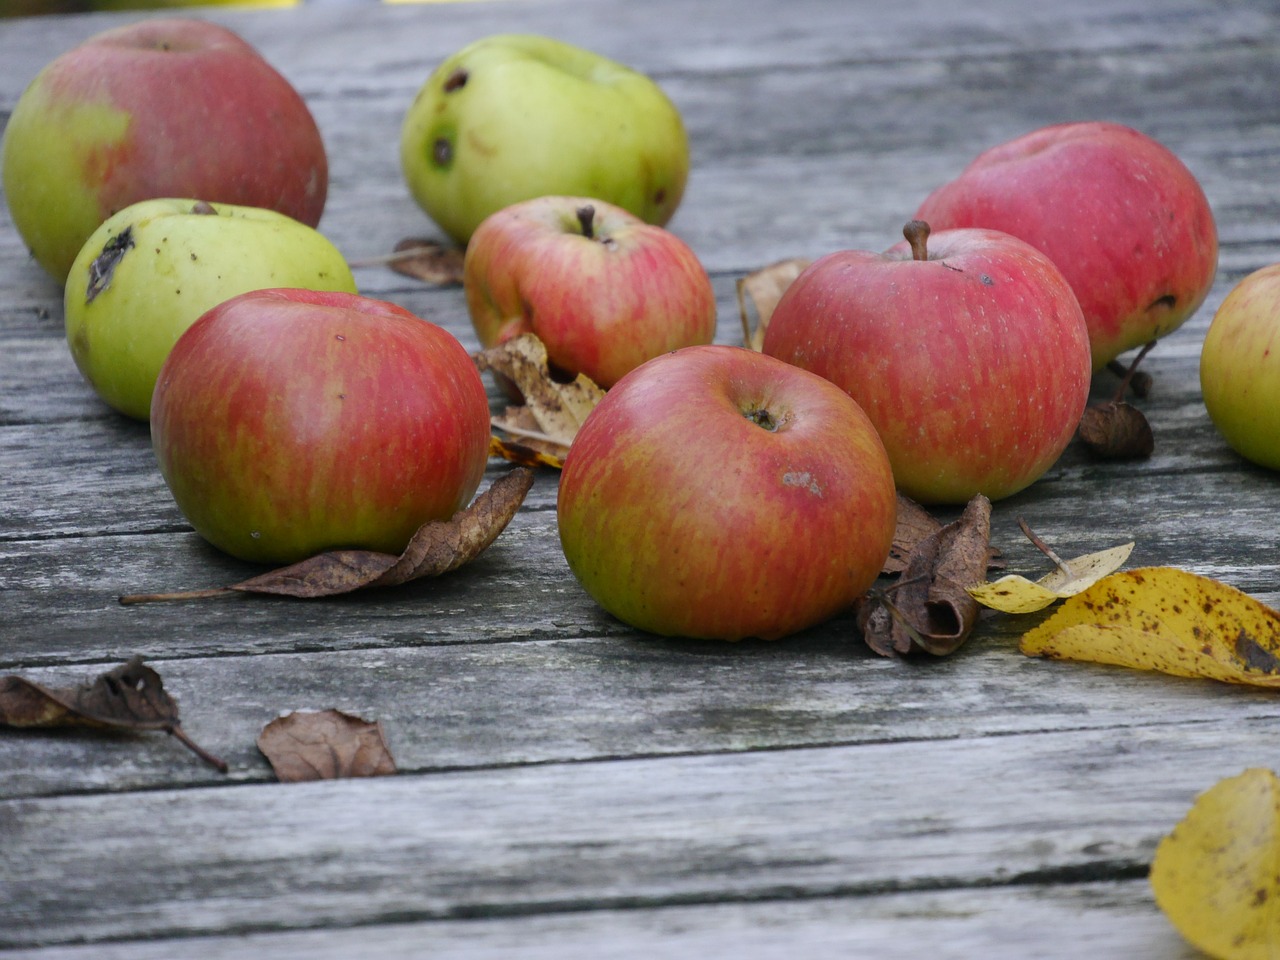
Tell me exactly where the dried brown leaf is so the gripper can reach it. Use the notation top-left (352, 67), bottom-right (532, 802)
top-left (858, 494), bottom-right (992, 657)
top-left (379, 237), bottom-right (465, 285)
top-left (120, 468), bottom-right (534, 603)
top-left (737, 257), bottom-right (812, 351)
top-left (884, 494), bottom-right (1002, 576)
top-left (258, 709), bottom-right (396, 782)
top-left (0, 657), bottom-right (226, 771)
top-left (1078, 400), bottom-right (1154, 459)
top-left (489, 433), bottom-right (566, 470)
top-left (475, 333), bottom-right (605, 449)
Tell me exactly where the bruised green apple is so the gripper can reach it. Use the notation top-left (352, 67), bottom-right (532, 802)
top-left (400, 34), bottom-right (688, 246)
top-left (1, 17), bottom-right (327, 283)
top-left (65, 198), bottom-right (356, 420)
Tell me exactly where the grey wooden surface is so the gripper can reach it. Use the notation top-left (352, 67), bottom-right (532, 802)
top-left (2, 0), bottom-right (1278, 955)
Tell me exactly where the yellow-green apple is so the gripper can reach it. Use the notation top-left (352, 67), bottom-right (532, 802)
top-left (557, 344), bottom-right (897, 641)
top-left (914, 121), bottom-right (1218, 369)
top-left (64, 198), bottom-right (357, 421)
top-left (464, 196), bottom-right (716, 388)
top-left (401, 34), bottom-right (688, 246)
top-left (151, 289), bottom-right (491, 564)
top-left (762, 221), bottom-right (1091, 504)
top-left (1, 17), bottom-right (328, 283)
top-left (1200, 264), bottom-right (1280, 470)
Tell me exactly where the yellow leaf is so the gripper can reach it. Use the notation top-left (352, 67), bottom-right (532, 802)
top-left (474, 333), bottom-right (605, 460)
top-left (1150, 767), bottom-right (1280, 959)
top-left (737, 258), bottom-right (811, 351)
top-left (1019, 567), bottom-right (1280, 688)
top-left (968, 541), bottom-right (1134, 613)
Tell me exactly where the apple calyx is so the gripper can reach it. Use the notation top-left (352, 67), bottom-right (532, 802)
top-left (903, 220), bottom-right (931, 261)
top-left (86, 229), bottom-right (135, 304)
top-left (743, 405), bottom-right (780, 432)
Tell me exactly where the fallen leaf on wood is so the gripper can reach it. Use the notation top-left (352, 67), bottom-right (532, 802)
top-left (0, 656), bottom-right (227, 771)
top-left (857, 494), bottom-right (992, 657)
top-left (737, 257), bottom-right (811, 351)
top-left (489, 432), bottom-right (566, 470)
top-left (1020, 567), bottom-right (1280, 688)
top-left (1077, 400), bottom-right (1154, 459)
top-left (120, 468), bottom-right (533, 604)
top-left (883, 493), bottom-right (1002, 576)
top-left (1150, 767), bottom-right (1280, 958)
top-left (352, 237), bottom-right (465, 286)
top-left (968, 519), bottom-right (1134, 613)
top-left (475, 332), bottom-right (605, 464)
top-left (258, 709), bottom-right (396, 782)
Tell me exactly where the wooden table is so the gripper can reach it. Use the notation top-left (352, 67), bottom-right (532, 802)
top-left (3, 0), bottom-right (1279, 955)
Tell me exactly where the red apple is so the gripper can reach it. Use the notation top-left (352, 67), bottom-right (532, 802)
top-left (762, 221), bottom-right (1091, 504)
top-left (151, 289), bottom-right (491, 564)
top-left (914, 121), bottom-right (1218, 369)
top-left (557, 344), bottom-right (898, 641)
top-left (463, 196), bottom-right (716, 388)
top-left (2, 17), bottom-right (328, 282)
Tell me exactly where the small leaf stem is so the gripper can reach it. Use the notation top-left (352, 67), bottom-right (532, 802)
top-left (165, 723), bottom-right (229, 773)
top-left (1017, 518), bottom-right (1074, 578)
top-left (1109, 340), bottom-right (1157, 404)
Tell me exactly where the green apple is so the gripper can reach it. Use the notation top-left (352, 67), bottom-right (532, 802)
top-left (64, 198), bottom-right (357, 421)
top-left (1200, 263), bottom-right (1280, 469)
top-left (400, 34), bottom-right (689, 246)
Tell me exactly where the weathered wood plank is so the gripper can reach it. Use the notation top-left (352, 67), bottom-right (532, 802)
top-left (0, 718), bottom-right (1263, 948)
top-left (2, 615), bottom-right (1278, 799)
top-left (0, 879), bottom-right (1198, 960)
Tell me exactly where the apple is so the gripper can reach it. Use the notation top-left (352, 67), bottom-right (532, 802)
top-left (64, 198), bottom-right (357, 421)
top-left (400, 34), bottom-right (688, 247)
top-left (1200, 264), bottom-right (1280, 470)
top-left (151, 288), bottom-right (492, 565)
top-left (914, 121), bottom-right (1218, 370)
top-left (762, 221), bottom-right (1091, 504)
top-left (557, 344), bottom-right (897, 641)
top-left (1, 17), bottom-right (328, 283)
top-left (464, 196), bottom-right (716, 388)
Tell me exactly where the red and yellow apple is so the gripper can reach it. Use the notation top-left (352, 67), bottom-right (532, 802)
top-left (1200, 264), bottom-right (1280, 470)
top-left (1, 18), bottom-right (328, 282)
top-left (464, 196), bottom-right (717, 388)
top-left (914, 121), bottom-right (1218, 369)
top-left (65, 198), bottom-right (357, 421)
top-left (557, 344), bottom-right (898, 641)
top-left (762, 221), bottom-right (1091, 504)
top-left (401, 34), bottom-right (688, 246)
top-left (151, 289), bottom-right (491, 564)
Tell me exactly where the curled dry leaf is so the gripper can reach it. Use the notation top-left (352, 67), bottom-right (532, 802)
top-left (355, 237), bottom-right (465, 286)
top-left (968, 519), bottom-right (1135, 613)
top-left (120, 468), bottom-right (534, 603)
top-left (258, 709), bottom-right (396, 782)
top-left (0, 656), bottom-right (227, 771)
top-left (857, 494), bottom-right (992, 657)
top-left (1077, 400), bottom-right (1155, 460)
top-left (884, 493), bottom-right (1002, 576)
top-left (1020, 567), bottom-right (1280, 688)
top-left (1150, 767), bottom-right (1280, 959)
top-left (737, 257), bottom-right (811, 351)
top-left (475, 332), bottom-right (605, 467)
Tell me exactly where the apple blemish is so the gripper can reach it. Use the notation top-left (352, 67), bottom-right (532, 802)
top-left (442, 68), bottom-right (468, 92)
top-left (85, 227), bottom-right (134, 304)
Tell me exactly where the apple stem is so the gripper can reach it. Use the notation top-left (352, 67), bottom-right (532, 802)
top-left (903, 220), bottom-right (931, 261)
top-left (1109, 340), bottom-right (1157, 404)
top-left (576, 205), bottom-right (596, 240)
top-left (1017, 517), bottom-right (1074, 578)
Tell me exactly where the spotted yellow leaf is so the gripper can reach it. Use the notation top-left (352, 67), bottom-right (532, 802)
top-left (1020, 567), bottom-right (1280, 688)
top-left (1150, 767), bottom-right (1280, 959)
top-left (967, 541), bottom-right (1134, 613)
